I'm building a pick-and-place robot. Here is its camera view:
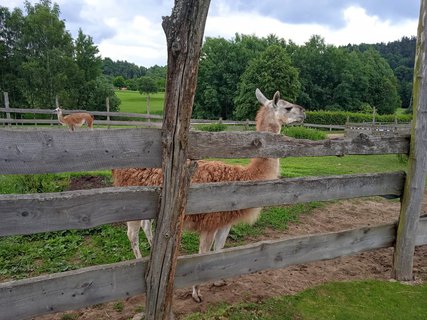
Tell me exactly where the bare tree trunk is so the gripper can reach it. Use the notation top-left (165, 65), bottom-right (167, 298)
top-left (144, 1), bottom-right (211, 319)
top-left (393, 0), bottom-right (427, 280)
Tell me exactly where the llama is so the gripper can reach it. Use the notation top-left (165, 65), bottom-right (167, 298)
top-left (54, 107), bottom-right (94, 131)
top-left (112, 88), bottom-right (306, 302)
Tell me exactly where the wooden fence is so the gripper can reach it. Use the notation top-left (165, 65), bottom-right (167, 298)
top-left (345, 122), bottom-right (411, 138)
top-left (0, 126), bottom-right (425, 319)
top-left (1, 0), bottom-right (427, 317)
top-left (0, 104), bottom-right (346, 131)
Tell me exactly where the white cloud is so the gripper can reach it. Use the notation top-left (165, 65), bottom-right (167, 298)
top-left (324, 6), bottom-right (417, 45)
top-left (97, 15), bottom-right (166, 66)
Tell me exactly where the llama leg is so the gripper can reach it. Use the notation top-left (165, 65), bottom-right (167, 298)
top-left (127, 221), bottom-right (142, 259)
top-left (211, 225), bottom-right (232, 287)
top-left (192, 230), bottom-right (216, 303)
top-left (213, 224), bottom-right (231, 251)
top-left (141, 219), bottom-right (153, 247)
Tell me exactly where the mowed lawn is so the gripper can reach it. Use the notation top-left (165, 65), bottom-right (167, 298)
top-left (115, 90), bottom-right (164, 115)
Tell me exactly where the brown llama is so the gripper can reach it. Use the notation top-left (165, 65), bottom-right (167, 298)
top-left (54, 107), bottom-right (94, 131)
top-left (112, 88), bottom-right (306, 302)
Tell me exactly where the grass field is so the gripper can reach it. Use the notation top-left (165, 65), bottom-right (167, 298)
top-left (115, 90), bottom-right (164, 115)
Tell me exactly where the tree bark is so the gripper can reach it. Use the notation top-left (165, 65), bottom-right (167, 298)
top-left (144, 1), bottom-right (211, 319)
top-left (392, 0), bottom-right (427, 280)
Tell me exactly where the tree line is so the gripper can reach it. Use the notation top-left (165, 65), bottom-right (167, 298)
top-left (193, 34), bottom-right (414, 120)
top-left (1, 0), bottom-right (415, 120)
top-left (0, 0), bottom-right (119, 112)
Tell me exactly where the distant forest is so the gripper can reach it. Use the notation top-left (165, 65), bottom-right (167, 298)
top-left (103, 35), bottom-right (416, 119)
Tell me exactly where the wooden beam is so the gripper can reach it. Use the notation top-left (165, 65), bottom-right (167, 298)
top-left (0, 128), bottom-right (409, 174)
top-left (145, 1), bottom-right (211, 319)
top-left (393, 0), bottom-right (427, 280)
top-left (0, 172), bottom-right (404, 236)
top-left (0, 128), bottom-right (162, 173)
top-left (2, 217), bottom-right (426, 320)
top-left (188, 131), bottom-right (410, 159)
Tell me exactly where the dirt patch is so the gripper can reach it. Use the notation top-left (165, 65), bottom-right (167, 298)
top-left (36, 178), bottom-right (427, 320)
top-left (67, 175), bottom-right (111, 191)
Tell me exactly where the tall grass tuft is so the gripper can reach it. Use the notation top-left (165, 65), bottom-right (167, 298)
top-left (282, 126), bottom-right (327, 140)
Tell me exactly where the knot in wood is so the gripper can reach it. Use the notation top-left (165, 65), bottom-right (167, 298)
top-left (251, 137), bottom-right (263, 148)
top-left (171, 41), bottom-right (181, 55)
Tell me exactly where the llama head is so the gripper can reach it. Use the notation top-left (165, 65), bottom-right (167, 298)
top-left (54, 107), bottom-right (62, 114)
top-left (255, 88), bottom-right (306, 133)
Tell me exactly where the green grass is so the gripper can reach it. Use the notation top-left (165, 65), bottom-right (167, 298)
top-left (185, 280), bottom-right (427, 320)
top-left (221, 154), bottom-right (406, 178)
top-left (282, 126), bottom-right (327, 140)
top-left (115, 90), bottom-right (164, 115)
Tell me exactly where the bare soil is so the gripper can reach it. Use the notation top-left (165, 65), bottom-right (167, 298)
top-left (36, 177), bottom-right (427, 320)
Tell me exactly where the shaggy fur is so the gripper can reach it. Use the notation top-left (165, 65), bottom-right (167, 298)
top-left (112, 88), bottom-right (305, 302)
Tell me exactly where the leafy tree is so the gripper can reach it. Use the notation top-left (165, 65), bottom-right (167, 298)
top-left (234, 45), bottom-right (300, 120)
top-left (18, 0), bottom-right (75, 108)
top-left (113, 76), bottom-right (126, 88)
top-left (194, 34), bottom-right (279, 119)
top-left (138, 76), bottom-right (158, 114)
top-left (1, 0), bottom-right (120, 112)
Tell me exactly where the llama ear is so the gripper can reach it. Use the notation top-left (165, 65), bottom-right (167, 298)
top-left (255, 88), bottom-right (268, 105)
top-left (273, 91), bottom-right (280, 106)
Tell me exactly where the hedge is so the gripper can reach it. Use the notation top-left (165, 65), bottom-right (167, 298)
top-left (306, 111), bottom-right (412, 125)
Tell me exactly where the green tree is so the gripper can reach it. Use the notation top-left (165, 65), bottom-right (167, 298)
top-left (194, 34), bottom-right (278, 119)
top-left (0, 6), bottom-right (25, 106)
top-left (113, 76), bottom-right (126, 88)
top-left (18, 0), bottom-right (75, 108)
top-left (138, 76), bottom-right (158, 114)
top-left (234, 45), bottom-right (300, 120)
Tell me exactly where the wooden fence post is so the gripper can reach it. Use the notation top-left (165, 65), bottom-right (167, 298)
top-left (106, 97), bottom-right (110, 129)
top-left (4, 92), bottom-right (11, 127)
top-left (144, 1), bottom-right (211, 319)
top-left (393, 0), bottom-right (427, 281)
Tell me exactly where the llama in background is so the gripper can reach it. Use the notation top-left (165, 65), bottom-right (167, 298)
top-left (54, 107), bottom-right (94, 131)
top-left (112, 88), bottom-right (306, 302)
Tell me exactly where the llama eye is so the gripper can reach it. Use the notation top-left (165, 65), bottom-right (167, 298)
top-left (285, 107), bottom-right (293, 112)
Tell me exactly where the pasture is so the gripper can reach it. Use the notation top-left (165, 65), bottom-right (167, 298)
top-left (115, 90), bottom-right (164, 115)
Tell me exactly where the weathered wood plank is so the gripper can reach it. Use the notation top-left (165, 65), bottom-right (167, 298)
top-left (2, 217), bottom-right (426, 320)
top-left (393, 0), bottom-right (427, 280)
top-left (0, 172), bottom-right (404, 236)
top-left (0, 128), bottom-right (162, 174)
top-left (145, 1), bottom-right (211, 317)
top-left (187, 172), bottom-right (405, 214)
top-left (0, 259), bottom-right (147, 320)
top-left (0, 186), bottom-right (160, 236)
top-left (0, 118), bottom-right (162, 127)
top-left (0, 128), bottom-right (409, 174)
top-left (189, 131), bottom-right (410, 159)
top-left (0, 107), bottom-right (163, 119)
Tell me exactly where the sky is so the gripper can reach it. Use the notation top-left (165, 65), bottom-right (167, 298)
top-left (4, 0), bottom-right (420, 67)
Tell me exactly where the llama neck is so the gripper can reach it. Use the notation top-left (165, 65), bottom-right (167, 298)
top-left (57, 112), bottom-right (65, 124)
top-left (247, 158), bottom-right (280, 180)
top-left (255, 106), bottom-right (281, 134)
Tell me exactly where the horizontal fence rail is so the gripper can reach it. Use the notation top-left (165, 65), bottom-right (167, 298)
top-left (1, 216), bottom-right (426, 320)
top-left (0, 172), bottom-right (405, 236)
top-left (0, 128), bottom-right (410, 174)
top-left (0, 107), bottom-right (344, 130)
